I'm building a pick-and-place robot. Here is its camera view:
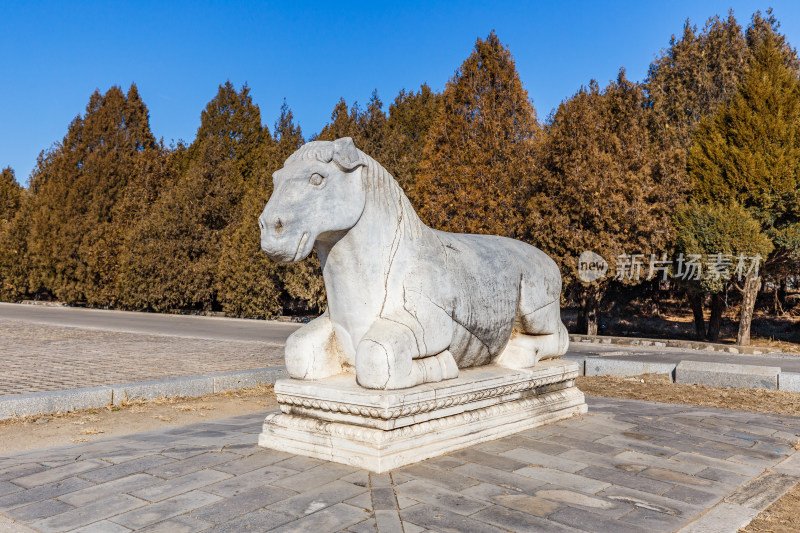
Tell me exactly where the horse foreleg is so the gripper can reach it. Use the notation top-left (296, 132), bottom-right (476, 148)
top-left (495, 300), bottom-right (569, 368)
top-left (285, 311), bottom-right (347, 380)
top-left (355, 316), bottom-right (457, 389)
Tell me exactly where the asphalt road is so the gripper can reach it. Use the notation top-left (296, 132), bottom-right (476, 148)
top-left (3, 302), bottom-right (798, 371)
top-left (0, 302), bottom-right (301, 343)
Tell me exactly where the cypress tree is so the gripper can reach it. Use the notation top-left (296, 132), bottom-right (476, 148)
top-left (119, 82), bottom-right (263, 311)
top-left (0, 167), bottom-right (27, 301)
top-left (530, 72), bottom-right (666, 334)
top-left (415, 31), bottom-right (540, 238)
top-left (687, 22), bottom-right (800, 344)
top-left (26, 85), bottom-right (156, 304)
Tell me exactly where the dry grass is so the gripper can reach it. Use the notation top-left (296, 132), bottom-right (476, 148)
top-left (577, 374), bottom-right (800, 416)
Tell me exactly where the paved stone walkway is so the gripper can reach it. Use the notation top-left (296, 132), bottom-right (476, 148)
top-left (0, 320), bottom-right (284, 396)
top-left (1, 397), bottom-right (799, 532)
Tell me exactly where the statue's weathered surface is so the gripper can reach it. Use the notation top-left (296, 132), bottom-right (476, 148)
top-left (258, 138), bottom-right (585, 472)
top-left (260, 137), bottom-right (568, 390)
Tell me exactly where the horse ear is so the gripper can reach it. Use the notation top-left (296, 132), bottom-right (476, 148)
top-left (331, 137), bottom-right (363, 170)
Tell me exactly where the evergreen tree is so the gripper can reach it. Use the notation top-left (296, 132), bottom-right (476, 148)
top-left (0, 167), bottom-right (27, 301)
top-left (687, 24), bottom-right (800, 344)
top-left (26, 85), bottom-right (156, 304)
top-left (529, 72), bottom-right (666, 334)
top-left (384, 85), bottom-right (442, 203)
top-left (415, 31), bottom-right (540, 238)
top-left (645, 13), bottom-right (750, 204)
top-left (119, 82), bottom-right (262, 311)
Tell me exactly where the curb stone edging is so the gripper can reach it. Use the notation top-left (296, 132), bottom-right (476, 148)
top-left (570, 334), bottom-right (774, 355)
top-left (0, 367), bottom-right (288, 420)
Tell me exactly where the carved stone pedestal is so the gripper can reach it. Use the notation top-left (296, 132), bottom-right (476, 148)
top-left (258, 359), bottom-right (586, 473)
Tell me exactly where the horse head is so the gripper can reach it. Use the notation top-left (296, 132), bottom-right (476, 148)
top-left (259, 137), bottom-right (367, 263)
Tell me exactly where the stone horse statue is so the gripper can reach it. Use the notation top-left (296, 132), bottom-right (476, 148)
top-left (259, 138), bottom-right (568, 390)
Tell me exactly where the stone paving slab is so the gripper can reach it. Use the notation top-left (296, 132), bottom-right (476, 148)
top-left (1, 397), bottom-right (799, 532)
top-left (0, 319), bottom-right (284, 397)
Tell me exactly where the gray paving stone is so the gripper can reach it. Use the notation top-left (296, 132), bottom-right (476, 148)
top-left (514, 466), bottom-right (611, 493)
top-left (29, 494), bottom-right (147, 532)
top-left (669, 451), bottom-right (764, 476)
top-left (81, 455), bottom-right (175, 483)
top-left (599, 485), bottom-right (703, 520)
top-left (470, 504), bottom-right (578, 532)
top-left (449, 448), bottom-right (528, 471)
top-left (272, 463), bottom-right (356, 492)
top-left (501, 448), bottom-right (588, 473)
top-left (201, 464), bottom-right (298, 497)
top-left (490, 492), bottom-right (561, 516)
top-left (595, 434), bottom-right (677, 458)
top-left (371, 487), bottom-right (397, 510)
top-left (676, 360), bottom-right (779, 390)
top-left (375, 510), bottom-right (403, 533)
top-left (341, 470), bottom-right (369, 487)
top-left (200, 508), bottom-right (294, 533)
top-left (110, 490), bottom-right (222, 529)
top-left (548, 505), bottom-right (650, 533)
top-left (401, 503), bottom-right (508, 533)
top-left (639, 468), bottom-right (716, 489)
top-left (57, 474), bottom-right (161, 506)
top-left (613, 451), bottom-right (706, 475)
top-left (273, 455), bottom-right (326, 472)
top-left (346, 517), bottom-right (377, 533)
top-left (662, 484), bottom-right (722, 506)
top-left (676, 502), bottom-right (758, 532)
top-left (422, 455), bottom-right (465, 470)
top-left (4, 498), bottom-right (73, 522)
top-left (369, 472), bottom-right (392, 488)
top-left (725, 471), bottom-right (798, 509)
top-left (451, 462), bottom-right (548, 493)
top-left (130, 469), bottom-right (232, 502)
top-left (190, 484), bottom-right (296, 523)
top-left (557, 449), bottom-right (646, 473)
top-left (695, 466), bottom-right (750, 486)
top-left (267, 480), bottom-right (367, 517)
top-left (394, 463), bottom-right (477, 491)
top-left (343, 491), bottom-right (373, 511)
top-left (394, 480), bottom-right (490, 516)
top-left (773, 451), bottom-right (800, 475)
top-left (68, 520), bottom-right (132, 533)
top-left (461, 482), bottom-right (517, 501)
top-left (0, 477), bottom-right (94, 512)
top-left (534, 488), bottom-right (632, 518)
top-left (12, 459), bottom-right (109, 489)
top-left (212, 449), bottom-right (292, 475)
top-left (619, 507), bottom-right (690, 533)
top-left (576, 466), bottom-right (673, 495)
top-left (0, 482), bottom-right (22, 498)
top-left (271, 503), bottom-right (369, 533)
top-left (0, 463), bottom-right (47, 483)
top-left (143, 452), bottom-right (238, 479)
top-left (136, 515), bottom-right (213, 533)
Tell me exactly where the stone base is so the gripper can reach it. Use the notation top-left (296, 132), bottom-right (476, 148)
top-left (259, 360), bottom-right (587, 472)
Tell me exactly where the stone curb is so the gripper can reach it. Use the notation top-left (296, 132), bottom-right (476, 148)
top-left (568, 354), bottom-right (800, 392)
top-left (0, 367), bottom-right (288, 420)
top-left (583, 357), bottom-right (676, 379)
top-left (570, 334), bottom-right (774, 355)
top-left (676, 360), bottom-right (780, 390)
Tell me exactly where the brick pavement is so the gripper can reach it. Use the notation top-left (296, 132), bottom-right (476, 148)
top-left (1, 397), bottom-right (799, 532)
top-left (0, 320), bottom-right (284, 397)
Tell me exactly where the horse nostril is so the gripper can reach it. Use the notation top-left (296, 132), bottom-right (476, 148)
top-left (274, 218), bottom-right (284, 234)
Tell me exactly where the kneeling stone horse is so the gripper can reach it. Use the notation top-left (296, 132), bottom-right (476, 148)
top-left (260, 138), bottom-right (568, 390)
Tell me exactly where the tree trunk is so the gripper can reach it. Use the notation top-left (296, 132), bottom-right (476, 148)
top-left (688, 291), bottom-right (706, 340)
top-left (707, 292), bottom-right (723, 342)
top-left (578, 288), bottom-right (600, 336)
top-left (737, 274), bottom-right (761, 346)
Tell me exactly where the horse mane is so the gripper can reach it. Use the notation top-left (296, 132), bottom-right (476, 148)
top-left (287, 140), bottom-right (427, 235)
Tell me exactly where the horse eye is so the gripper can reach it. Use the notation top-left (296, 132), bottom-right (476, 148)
top-left (309, 173), bottom-right (325, 186)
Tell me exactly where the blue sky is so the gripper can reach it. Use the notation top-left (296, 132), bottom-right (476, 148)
top-left (3, 1), bottom-right (800, 185)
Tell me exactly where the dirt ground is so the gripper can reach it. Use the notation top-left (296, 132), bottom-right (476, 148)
top-left (1, 378), bottom-right (799, 531)
top-left (0, 385), bottom-right (277, 456)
